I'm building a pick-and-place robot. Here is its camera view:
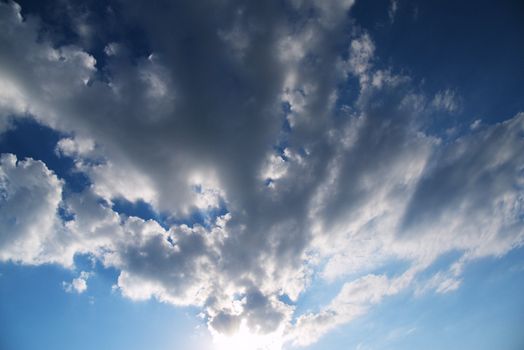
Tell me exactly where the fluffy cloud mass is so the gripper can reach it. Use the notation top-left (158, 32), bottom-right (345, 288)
top-left (0, 153), bottom-right (66, 264)
top-left (0, 1), bottom-right (523, 348)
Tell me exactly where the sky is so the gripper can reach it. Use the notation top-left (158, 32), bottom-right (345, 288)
top-left (0, 0), bottom-right (524, 349)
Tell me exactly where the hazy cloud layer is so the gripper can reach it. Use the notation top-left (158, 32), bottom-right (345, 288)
top-left (1, 1), bottom-right (523, 348)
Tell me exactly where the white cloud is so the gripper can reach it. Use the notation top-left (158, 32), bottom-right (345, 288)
top-left (291, 273), bottom-right (400, 346)
top-left (346, 34), bottom-right (376, 87)
top-left (0, 153), bottom-right (72, 266)
top-left (63, 271), bottom-right (92, 294)
top-left (56, 136), bottom-right (96, 157)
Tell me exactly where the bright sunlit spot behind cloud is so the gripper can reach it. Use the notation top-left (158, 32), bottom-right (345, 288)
top-left (212, 320), bottom-right (284, 350)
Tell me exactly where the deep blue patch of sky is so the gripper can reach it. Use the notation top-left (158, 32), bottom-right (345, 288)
top-left (0, 118), bottom-right (90, 193)
top-left (112, 197), bottom-right (229, 230)
top-left (16, 0), bottom-right (152, 71)
top-left (352, 0), bottom-right (524, 130)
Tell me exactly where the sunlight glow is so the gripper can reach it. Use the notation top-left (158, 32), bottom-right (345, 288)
top-left (212, 320), bottom-right (284, 350)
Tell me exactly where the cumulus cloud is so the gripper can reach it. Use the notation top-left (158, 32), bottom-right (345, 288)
top-left (63, 271), bottom-right (92, 294)
top-left (56, 136), bottom-right (96, 158)
top-left (0, 1), bottom-right (523, 348)
top-left (0, 153), bottom-right (70, 265)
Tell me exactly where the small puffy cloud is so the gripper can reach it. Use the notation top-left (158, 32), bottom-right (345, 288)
top-left (63, 271), bottom-right (93, 294)
top-left (56, 136), bottom-right (95, 158)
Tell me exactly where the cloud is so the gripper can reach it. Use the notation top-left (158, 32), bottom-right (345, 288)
top-left (56, 136), bottom-right (95, 158)
top-left (389, 0), bottom-right (399, 23)
top-left (63, 271), bottom-right (92, 294)
top-left (0, 153), bottom-right (71, 265)
top-left (431, 89), bottom-right (460, 113)
top-left (288, 111), bottom-right (524, 343)
top-left (291, 272), bottom-right (412, 347)
top-left (0, 1), bottom-right (523, 348)
top-left (401, 113), bottom-right (524, 261)
top-left (348, 33), bottom-right (375, 85)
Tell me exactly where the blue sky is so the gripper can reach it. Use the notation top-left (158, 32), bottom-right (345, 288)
top-left (1, 1), bottom-right (523, 349)
top-left (1, 247), bottom-right (523, 350)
